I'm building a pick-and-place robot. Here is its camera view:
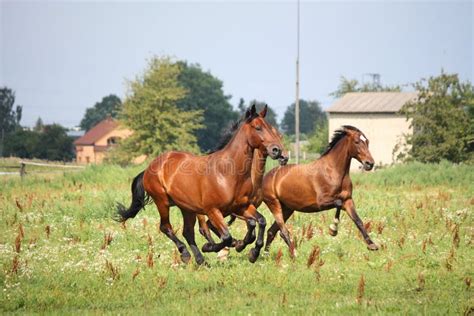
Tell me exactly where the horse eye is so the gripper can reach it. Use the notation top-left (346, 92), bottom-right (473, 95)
top-left (255, 125), bottom-right (262, 131)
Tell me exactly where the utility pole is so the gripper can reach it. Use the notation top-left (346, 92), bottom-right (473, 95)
top-left (295, 0), bottom-right (300, 164)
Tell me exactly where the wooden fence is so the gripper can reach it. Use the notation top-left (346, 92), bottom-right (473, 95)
top-left (0, 161), bottom-right (85, 178)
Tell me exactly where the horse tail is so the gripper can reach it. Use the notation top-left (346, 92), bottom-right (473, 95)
top-left (115, 171), bottom-right (151, 222)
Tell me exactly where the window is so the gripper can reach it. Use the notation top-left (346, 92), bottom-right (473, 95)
top-left (107, 137), bottom-right (120, 146)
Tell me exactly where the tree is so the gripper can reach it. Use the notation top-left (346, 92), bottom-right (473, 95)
top-left (4, 124), bottom-right (74, 161)
top-left (401, 71), bottom-right (474, 163)
top-left (116, 57), bottom-right (203, 162)
top-left (237, 98), bottom-right (279, 128)
top-left (79, 94), bottom-right (122, 131)
top-left (36, 124), bottom-right (75, 161)
top-left (34, 117), bottom-right (44, 132)
top-left (176, 62), bottom-right (238, 152)
top-left (281, 100), bottom-right (326, 135)
top-left (330, 76), bottom-right (401, 98)
top-left (0, 87), bottom-right (22, 156)
top-left (4, 130), bottom-right (40, 159)
top-left (304, 120), bottom-right (329, 155)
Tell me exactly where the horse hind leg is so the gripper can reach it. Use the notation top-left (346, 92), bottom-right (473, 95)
top-left (265, 221), bottom-right (279, 252)
top-left (150, 191), bottom-right (191, 263)
top-left (329, 199), bottom-right (343, 237)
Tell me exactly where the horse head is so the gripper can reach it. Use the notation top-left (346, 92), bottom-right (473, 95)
top-left (343, 126), bottom-right (375, 171)
top-left (242, 104), bottom-right (288, 165)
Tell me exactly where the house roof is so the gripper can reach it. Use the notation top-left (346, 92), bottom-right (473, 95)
top-left (326, 92), bottom-right (418, 113)
top-left (74, 118), bottom-right (119, 146)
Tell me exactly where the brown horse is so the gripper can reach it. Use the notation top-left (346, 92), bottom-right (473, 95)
top-left (116, 105), bottom-right (288, 264)
top-left (196, 147), bottom-right (269, 261)
top-left (262, 125), bottom-right (378, 258)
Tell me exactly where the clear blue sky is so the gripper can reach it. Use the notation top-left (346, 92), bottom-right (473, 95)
top-left (1, 0), bottom-right (472, 128)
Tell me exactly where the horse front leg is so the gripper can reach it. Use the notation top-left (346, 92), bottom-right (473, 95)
top-left (234, 205), bottom-right (258, 253)
top-left (201, 208), bottom-right (233, 253)
top-left (248, 211), bottom-right (266, 263)
top-left (343, 199), bottom-right (378, 250)
top-left (197, 214), bottom-right (215, 244)
top-left (182, 211), bottom-right (206, 265)
top-left (199, 215), bottom-right (235, 261)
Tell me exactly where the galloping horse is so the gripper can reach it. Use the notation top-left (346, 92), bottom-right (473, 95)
top-left (196, 147), bottom-right (270, 261)
top-left (262, 125), bottom-right (378, 258)
top-left (116, 105), bottom-right (288, 264)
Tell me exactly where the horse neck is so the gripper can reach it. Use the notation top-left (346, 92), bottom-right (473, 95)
top-left (251, 149), bottom-right (267, 191)
top-left (321, 137), bottom-right (352, 180)
top-left (217, 127), bottom-right (255, 180)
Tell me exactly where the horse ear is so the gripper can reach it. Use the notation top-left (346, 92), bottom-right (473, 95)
top-left (246, 104), bottom-right (257, 121)
top-left (250, 104), bottom-right (257, 116)
top-left (259, 104), bottom-right (268, 118)
top-left (245, 108), bottom-right (252, 119)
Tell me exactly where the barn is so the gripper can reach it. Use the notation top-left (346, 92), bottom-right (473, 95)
top-left (326, 92), bottom-right (417, 168)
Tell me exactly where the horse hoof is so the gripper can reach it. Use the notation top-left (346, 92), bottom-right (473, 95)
top-left (367, 243), bottom-right (379, 251)
top-left (329, 228), bottom-right (338, 237)
top-left (235, 241), bottom-right (245, 253)
top-left (181, 252), bottom-right (191, 263)
top-left (248, 248), bottom-right (259, 263)
top-left (195, 255), bottom-right (206, 265)
top-left (202, 243), bottom-right (213, 253)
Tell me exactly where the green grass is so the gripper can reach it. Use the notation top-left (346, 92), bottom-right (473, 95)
top-left (0, 162), bottom-right (472, 314)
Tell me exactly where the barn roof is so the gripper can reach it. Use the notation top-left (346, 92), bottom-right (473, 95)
top-left (326, 92), bottom-right (418, 113)
top-left (74, 118), bottom-right (119, 146)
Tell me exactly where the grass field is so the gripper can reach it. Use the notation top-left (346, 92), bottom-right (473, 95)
top-left (1, 160), bottom-right (473, 314)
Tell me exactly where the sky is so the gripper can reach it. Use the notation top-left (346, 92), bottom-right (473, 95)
top-left (1, 0), bottom-right (472, 128)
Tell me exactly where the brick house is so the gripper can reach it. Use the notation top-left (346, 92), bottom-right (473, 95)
top-left (74, 118), bottom-right (132, 164)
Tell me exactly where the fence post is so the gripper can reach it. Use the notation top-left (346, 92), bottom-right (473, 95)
top-left (20, 163), bottom-right (26, 179)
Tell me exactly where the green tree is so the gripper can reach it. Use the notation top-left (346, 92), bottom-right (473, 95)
top-left (36, 124), bottom-right (75, 161)
top-left (116, 57), bottom-right (203, 162)
top-left (237, 98), bottom-right (279, 128)
top-left (4, 130), bottom-right (40, 159)
top-left (304, 119), bottom-right (329, 155)
top-left (34, 117), bottom-right (44, 132)
top-left (4, 124), bottom-right (74, 161)
top-left (0, 87), bottom-right (22, 156)
top-left (79, 94), bottom-right (122, 131)
top-left (176, 62), bottom-right (238, 152)
top-left (401, 71), bottom-right (474, 163)
top-left (281, 100), bottom-right (326, 135)
top-left (330, 76), bottom-right (401, 98)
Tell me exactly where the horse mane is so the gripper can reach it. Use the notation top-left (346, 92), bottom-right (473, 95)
top-left (321, 125), bottom-right (361, 157)
top-left (210, 110), bottom-right (259, 153)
